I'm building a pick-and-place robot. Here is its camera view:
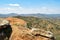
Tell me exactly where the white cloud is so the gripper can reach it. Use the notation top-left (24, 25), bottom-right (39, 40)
top-left (8, 4), bottom-right (20, 7)
top-left (0, 5), bottom-right (60, 14)
top-left (39, 7), bottom-right (60, 14)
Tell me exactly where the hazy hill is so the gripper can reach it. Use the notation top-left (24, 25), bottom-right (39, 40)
top-left (20, 13), bottom-right (60, 18)
top-left (0, 13), bottom-right (18, 17)
top-left (0, 13), bottom-right (60, 18)
top-left (0, 17), bottom-right (53, 40)
top-left (13, 16), bottom-right (60, 40)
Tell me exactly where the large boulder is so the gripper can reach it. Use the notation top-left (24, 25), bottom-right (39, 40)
top-left (30, 28), bottom-right (55, 40)
top-left (0, 18), bottom-right (12, 40)
top-left (30, 28), bottom-right (54, 38)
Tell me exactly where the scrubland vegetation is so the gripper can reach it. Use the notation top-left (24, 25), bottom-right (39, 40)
top-left (14, 16), bottom-right (60, 40)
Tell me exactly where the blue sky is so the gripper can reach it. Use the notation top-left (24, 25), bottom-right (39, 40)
top-left (0, 0), bottom-right (60, 14)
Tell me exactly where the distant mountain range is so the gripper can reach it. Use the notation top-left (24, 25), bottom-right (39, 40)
top-left (20, 13), bottom-right (60, 18)
top-left (0, 13), bottom-right (60, 18)
top-left (0, 13), bottom-right (18, 17)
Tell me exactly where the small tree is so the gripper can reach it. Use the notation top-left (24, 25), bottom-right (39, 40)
top-left (27, 22), bottom-right (32, 29)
